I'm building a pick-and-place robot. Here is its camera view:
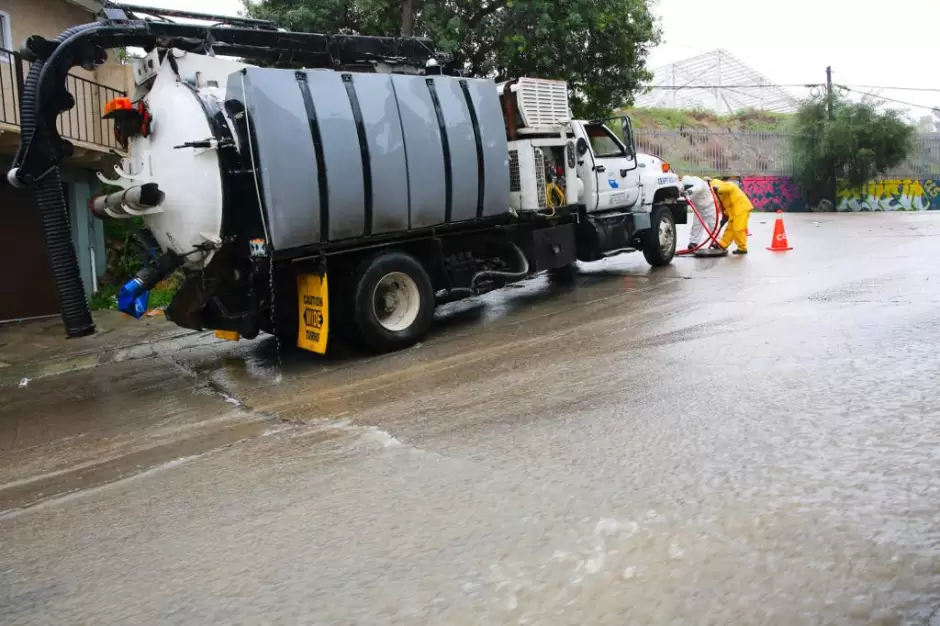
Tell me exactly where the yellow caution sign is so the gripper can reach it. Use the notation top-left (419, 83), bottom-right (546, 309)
top-left (296, 271), bottom-right (329, 354)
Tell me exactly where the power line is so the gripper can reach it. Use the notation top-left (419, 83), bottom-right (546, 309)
top-left (842, 84), bottom-right (940, 94)
top-left (838, 85), bottom-right (940, 112)
top-left (644, 79), bottom-right (940, 96)
top-left (642, 83), bottom-right (940, 111)
top-left (644, 84), bottom-right (821, 90)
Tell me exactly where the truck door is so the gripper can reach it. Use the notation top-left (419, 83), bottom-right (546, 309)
top-left (574, 121), bottom-right (640, 212)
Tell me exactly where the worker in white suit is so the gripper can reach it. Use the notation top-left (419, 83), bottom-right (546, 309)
top-left (681, 175), bottom-right (720, 250)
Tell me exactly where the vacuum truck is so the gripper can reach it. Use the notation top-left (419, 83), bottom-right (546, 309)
top-left (8, 3), bottom-right (688, 354)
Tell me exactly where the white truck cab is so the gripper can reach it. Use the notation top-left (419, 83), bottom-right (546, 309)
top-left (570, 117), bottom-right (681, 215)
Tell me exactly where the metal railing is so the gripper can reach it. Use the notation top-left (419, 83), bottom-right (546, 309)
top-left (636, 129), bottom-right (940, 180)
top-left (0, 48), bottom-right (126, 151)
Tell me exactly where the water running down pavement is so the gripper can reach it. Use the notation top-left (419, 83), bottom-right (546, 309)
top-left (2, 213), bottom-right (940, 624)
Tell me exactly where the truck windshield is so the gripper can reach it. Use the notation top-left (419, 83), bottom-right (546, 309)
top-left (585, 124), bottom-right (626, 159)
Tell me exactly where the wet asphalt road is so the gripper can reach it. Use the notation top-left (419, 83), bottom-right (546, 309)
top-left (3, 213), bottom-right (940, 625)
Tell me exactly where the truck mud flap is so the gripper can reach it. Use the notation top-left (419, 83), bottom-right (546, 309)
top-left (669, 203), bottom-right (689, 225)
top-left (297, 270), bottom-right (330, 354)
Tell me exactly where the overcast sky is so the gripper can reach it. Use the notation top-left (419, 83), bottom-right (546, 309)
top-left (647, 0), bottom-right (940, 120)
top-left (128, 0), bottom-right (940, 120)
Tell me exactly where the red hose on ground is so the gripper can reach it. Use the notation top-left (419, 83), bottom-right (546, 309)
top-left (676, 187), bottom-right (724, 256)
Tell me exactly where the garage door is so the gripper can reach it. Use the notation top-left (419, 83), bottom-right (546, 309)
top-left (0, 181), bottom-right (61, 321)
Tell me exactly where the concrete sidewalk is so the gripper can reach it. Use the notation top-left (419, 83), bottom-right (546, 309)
top-left (0, 310), bottom-right (224, 386)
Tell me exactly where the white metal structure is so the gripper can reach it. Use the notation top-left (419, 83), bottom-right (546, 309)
top-left (635, 49), bottom-right (797, 115)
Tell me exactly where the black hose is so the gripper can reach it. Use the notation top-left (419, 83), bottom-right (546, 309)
top-left (470, 242), bottom-right (530, 291)
top-left (19, 24), bottom-right (99, 338)
top-left (435, 287), bottom-right (473, 304)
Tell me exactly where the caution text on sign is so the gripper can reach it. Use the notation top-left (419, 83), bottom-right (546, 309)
top-left (296, 272), bottom-right (329, 355)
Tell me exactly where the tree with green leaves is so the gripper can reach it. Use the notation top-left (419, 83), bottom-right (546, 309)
top-left (789, 94), bottom-right (915, 208)
top-left (244, 0), bottom-right (660, 119)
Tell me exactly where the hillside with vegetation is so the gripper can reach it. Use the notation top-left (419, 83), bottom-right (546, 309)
top-left (621, 108), bottom-right (794, 175)
top-left (623, 108), bottom-right (792, 132)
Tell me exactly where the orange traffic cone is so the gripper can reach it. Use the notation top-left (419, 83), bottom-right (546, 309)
top-left (766, 210), bottom-right (793, 252)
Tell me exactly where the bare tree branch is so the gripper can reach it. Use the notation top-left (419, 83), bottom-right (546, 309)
top-left (467, 0), bottom-right (507, 27)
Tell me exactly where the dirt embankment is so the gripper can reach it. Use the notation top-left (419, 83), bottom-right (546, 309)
top-left (623, 108), bottom-right (792, 175)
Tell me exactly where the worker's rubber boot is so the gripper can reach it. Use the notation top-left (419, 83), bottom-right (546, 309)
top-left (733, 249), bottom-right (748, 255)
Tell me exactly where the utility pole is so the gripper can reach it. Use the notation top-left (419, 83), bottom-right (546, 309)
top-left (826, 66), bottom-right (836, 208)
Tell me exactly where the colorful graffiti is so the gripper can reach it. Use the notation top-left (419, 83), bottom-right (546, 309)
top-left (691, 175), bottom-right (940, 212)
top-left (837, 179), bottom-right (940, 212)
top-left (741, 176), bottom-right (806, 212)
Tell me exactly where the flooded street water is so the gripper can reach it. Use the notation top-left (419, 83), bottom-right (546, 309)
top-left (2, 213), bottom-right (940, 624)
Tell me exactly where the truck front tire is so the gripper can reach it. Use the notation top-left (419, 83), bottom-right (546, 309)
top-left (351, 250), bottom-right (435, 353)
top-left (642, 206), bottom-right (677, 267)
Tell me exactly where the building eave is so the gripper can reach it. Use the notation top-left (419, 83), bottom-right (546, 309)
top-left (63, 0), bottom-right (103, 15)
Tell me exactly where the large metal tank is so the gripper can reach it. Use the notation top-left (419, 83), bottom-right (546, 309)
top-left (226, 67), bottom-right (512, 251)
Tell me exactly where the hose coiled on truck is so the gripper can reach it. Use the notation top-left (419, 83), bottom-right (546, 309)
top-left (19, 23), bottom-right (100, 338)
top-left (470, 242), bottom-right (530, 291)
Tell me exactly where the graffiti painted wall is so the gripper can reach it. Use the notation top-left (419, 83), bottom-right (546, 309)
top-left (837, 179), bottom-right (940, 212)
top-left (723, 176), bottom-right (940, 212)
top-left (740, 176), bottom-right (806, 212)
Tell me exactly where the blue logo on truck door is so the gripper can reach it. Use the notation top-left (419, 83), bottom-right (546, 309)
top-left (608, 179), bottom-right (619, 189)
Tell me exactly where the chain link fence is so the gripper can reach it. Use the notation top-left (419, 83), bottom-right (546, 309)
top-left (636, 130), bottom-right (940, 179)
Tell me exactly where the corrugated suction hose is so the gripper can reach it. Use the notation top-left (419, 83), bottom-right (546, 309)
top-left (19, 24), bottom-right (99, 338)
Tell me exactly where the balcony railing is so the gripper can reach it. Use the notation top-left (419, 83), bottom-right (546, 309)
top-left (0, 48), bottom-right (126, 152)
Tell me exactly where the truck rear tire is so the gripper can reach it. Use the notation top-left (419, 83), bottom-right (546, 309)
top-left (642, 206), bottom-right (677, 267)
top-left (351, 250), bottom-right (435, 354)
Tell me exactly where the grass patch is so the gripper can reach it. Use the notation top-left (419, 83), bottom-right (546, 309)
top-left (623, 107), bottom-right (791, 132)
top-left (90, 284), bottom-right (119, 310)
top-left (627, 108), bottom-right (696, 129)
top-left (89, 271), bottom-right (183, 312)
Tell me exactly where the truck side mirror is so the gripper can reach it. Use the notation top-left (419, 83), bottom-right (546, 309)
top-left (620, 117), bottom-right (636, 160)
top-left (576, 137), bottom-right (589, 157)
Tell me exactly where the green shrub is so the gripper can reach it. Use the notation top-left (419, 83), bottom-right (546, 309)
top-left (790, 94), bottom-right (915, 206)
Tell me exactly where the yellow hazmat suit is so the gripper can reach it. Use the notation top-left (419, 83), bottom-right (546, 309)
top-left (712, 179), bottom-right (754, 253)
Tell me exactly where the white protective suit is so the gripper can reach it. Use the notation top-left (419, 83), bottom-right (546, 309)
top-left (681, 175), bottom-right (719, 249)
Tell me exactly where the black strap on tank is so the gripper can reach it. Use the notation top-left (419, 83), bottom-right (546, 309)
top-left (459, 80), bottom-right (485, 220)
top-left (425, 78), bottom-right (453, 223)
top-left (342, 73), bottom-right (373, 236)
top-left (295, 71), bottom-right (329, 242)
top-left (388, 78), bottom-right (412, 230)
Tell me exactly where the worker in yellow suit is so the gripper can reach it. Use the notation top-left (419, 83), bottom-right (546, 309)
top-left (711, 178), bottom-right (754, 255)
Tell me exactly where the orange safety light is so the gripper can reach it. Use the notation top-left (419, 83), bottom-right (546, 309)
top-left (661, 161), bottom-right (671, 173)
top-left (102, 98), bottom-right (152, 150)
top-left (103, 96), bottom-right (133, 116)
